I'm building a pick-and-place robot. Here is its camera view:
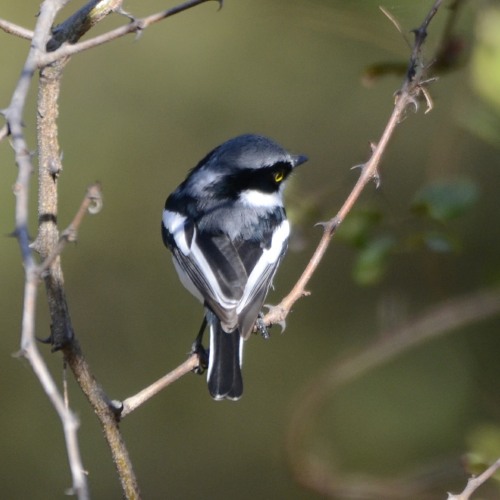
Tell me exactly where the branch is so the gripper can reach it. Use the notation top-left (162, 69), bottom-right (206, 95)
top-left (39, 0), bottom-right (222, 66)
top-left (17, 275), bottom-right (89, 499)
top-left (38, 183), bottom-right (103, 275)
top-left (6, 0), bottom-right (219, 496)
top-left (7, 1), bottom-right (90, 498)
top-left (0, 123), bottom-right (8, 144)
top-left (119, 354), bottom-right (200, 419)
top-left (46, 0), bottom-right (124, 51)
top-left (0, 18), bottom-right (34, 39)
top-left (32, 6), bottom-right (141, 497)
top-left (262, 0), bottom-right (443, 329)
top-left (448, 458), bottom-right (500, 500)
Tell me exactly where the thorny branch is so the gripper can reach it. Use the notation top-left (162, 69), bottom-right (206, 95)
top-left (262, 1), bottom-right (443, 329)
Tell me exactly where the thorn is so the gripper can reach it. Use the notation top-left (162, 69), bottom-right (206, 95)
top-left (407, 95), bottom-right (419, 113)
top-left (275, 319), bottom-right (286, 334)
top-left (214, 0), bottom-right (224, 11)
top-left (134, 26), bottom-right (144, 41)
top-left (419, 84), bottom-right (434, 113)
top-left (411, 26), bottom-right (428, 47)
top-left (351, 163), bottom-right (365, 171)
top-left (315, 217), bottom-right (340, 235)
top-left (114, 6), bottom-right (136, 22)
top-left (262, 304), bottom-right (287, 333)
top-left (369, 142), bottom-right (377, 153)
top-left (379, 6), bottom-right (411, 52)
top-left (372, 171), bottom-right (381, 189)
top-left (36, 334), bottom-right (53, 344)
top-left (61, 226), bottom-right (77, 243)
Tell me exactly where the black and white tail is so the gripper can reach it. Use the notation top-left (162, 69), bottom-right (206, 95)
top-left (207, 320), bottom-right (243, 400)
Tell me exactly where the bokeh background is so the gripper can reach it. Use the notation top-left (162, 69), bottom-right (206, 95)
top-left (1, 1), bottom-right (500, 498)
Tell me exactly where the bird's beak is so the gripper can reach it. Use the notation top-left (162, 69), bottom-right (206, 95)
top-left (292, 154), bottom-right (308, 168)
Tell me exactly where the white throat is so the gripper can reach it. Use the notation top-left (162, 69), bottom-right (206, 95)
top-left (239, 189), bottom-right (283, 208)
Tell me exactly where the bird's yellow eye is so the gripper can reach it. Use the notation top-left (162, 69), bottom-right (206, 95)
top-left (273, 170), bottom-right (285, 183)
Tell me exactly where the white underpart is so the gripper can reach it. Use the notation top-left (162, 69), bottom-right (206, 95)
top-left (239, 189), bottom-right (283, 208)
top-left (172, 257), bottom-right (204, 303)
top-left (236, 219), bottom-right (290, 315)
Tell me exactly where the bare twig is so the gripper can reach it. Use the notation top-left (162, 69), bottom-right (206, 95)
top-left (262, 0), bottom-right (442, 330)
top-left (5, 0), bottom-right (216, 496)
top-left (0, 18), bottom-right (34, 39)
top-left (46, 0), bottom-right (124, 51)
top-left (0, 124), bottom-right (8, 143)
top-left (31, 1), bottom-right (141, 495)
top-left (38, 183), bottom-right (103, 275)
top-left (39, 0), bottom-right (222, 66)
top-left (286, 288), bottom-right (500, 498)
top-left (7, 1), bottom-right (90, 497)
top-left (448, 458), bottom-right (500, 500)
top-left (120, 354), bottom-right (200, 418)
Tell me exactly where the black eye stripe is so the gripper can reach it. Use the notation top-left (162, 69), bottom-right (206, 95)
top-left (213, 162), bottom-right (293, 198)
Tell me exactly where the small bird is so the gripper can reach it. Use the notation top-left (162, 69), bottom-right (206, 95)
top-left (162, 134), bottom-right (307, 400)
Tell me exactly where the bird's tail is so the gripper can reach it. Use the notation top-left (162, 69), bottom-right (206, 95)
top-left (207, 319), bottom-right (243, 401)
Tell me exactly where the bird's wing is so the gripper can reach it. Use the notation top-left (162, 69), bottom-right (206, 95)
top-left (235, 220), bottom-right (289, 339)
top-left (163, 211), bottom-right (288, 337)
top-left (164, 211), bottom-right (244, 330)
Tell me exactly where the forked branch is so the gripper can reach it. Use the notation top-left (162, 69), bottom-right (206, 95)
top-left (5, 0), bottom-right (217, 498)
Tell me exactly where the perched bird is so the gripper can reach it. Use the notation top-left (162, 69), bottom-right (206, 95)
top-left (162, 134), bottom-right (307, 400)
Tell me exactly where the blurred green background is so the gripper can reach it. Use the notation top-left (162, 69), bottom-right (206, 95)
top-left (1, 1), bottom-right (500, 498)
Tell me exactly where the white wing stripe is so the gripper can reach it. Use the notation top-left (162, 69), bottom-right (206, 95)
top-left (189, 235), bottom-right (239, 310)
top-left (164, 209), bottom-right (238, 310)
top-left (236, 220), bottom-right (289, 314)
top-left (163, 210), bottom-right (190, 255)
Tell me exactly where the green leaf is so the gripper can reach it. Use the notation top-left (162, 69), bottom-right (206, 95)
top-left (412, 180), bottom-right (479, 223)
top-left (353, 236), bottom-right (395, 285)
